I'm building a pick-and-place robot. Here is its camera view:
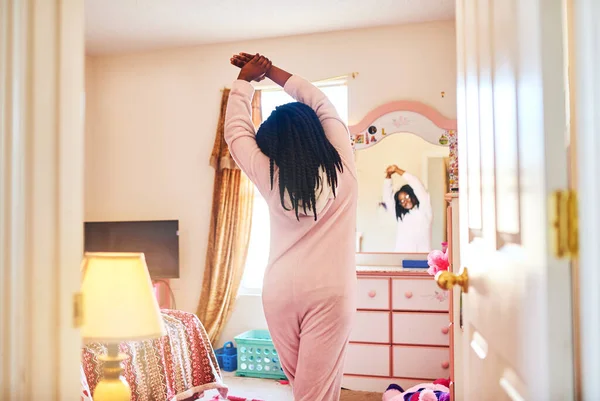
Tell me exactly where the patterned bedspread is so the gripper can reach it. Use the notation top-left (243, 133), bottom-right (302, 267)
top-left (81, 309), bottom-right (228, 401)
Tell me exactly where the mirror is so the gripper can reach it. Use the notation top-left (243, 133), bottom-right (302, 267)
top-left (350, 102), bottom-right (457, 254)
top-left (356, 134), bottom-right (449, 253)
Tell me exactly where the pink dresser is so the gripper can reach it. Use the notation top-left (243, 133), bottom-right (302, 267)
top-left (342, 269), bottom-right (450, 392)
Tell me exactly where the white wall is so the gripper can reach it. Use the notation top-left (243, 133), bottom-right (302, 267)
top-left (84, 21), bottom-right (457, 344)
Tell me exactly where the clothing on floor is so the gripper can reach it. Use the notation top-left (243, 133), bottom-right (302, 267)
top-left (225, 75), bottom-right (358, 401)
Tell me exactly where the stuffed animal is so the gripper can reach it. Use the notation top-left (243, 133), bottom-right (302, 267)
top-left (383, 378), bottom-right (451, 401)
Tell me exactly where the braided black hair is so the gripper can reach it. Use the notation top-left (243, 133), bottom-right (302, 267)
top-left (256, 102), bottom-right (343, 221)
top-left (395, 184), bottom-right (420, 221)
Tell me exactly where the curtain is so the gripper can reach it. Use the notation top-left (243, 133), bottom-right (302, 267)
top-left (197, 89), bottom-right (262, 344)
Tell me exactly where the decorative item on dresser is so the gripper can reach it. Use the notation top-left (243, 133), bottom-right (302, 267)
top-left (342, 269), bottom-right (450, 392)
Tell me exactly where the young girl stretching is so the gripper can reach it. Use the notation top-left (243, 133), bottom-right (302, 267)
top-left (225, 53), bottom-right (358, 401)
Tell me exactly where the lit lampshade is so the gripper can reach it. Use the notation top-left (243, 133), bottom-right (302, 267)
top-left (81, 252), bottom-right (166, 343)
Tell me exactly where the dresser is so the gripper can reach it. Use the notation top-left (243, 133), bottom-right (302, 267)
top-left (342, 269), bottom-right (450, 392)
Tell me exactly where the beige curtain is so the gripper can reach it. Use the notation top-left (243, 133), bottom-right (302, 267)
top-left (197, 89), bottom-right (262, 343)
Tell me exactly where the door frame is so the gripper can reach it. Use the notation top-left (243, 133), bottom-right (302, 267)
top-left (574, 0), bottom-right (600, 398)
top-left (0, 0), bottom-right (84, 398)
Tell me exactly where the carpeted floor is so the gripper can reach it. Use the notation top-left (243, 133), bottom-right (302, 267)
top-left (340, 388), bottom-right (383, 401)
top-left (204, 373), bottom-right (383, 400)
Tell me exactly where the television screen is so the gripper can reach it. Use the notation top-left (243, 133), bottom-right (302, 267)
top-left (84, 220), bottom-right (179, 279)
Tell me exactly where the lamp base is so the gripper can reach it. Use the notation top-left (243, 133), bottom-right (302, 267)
top-left (93, 377), bottom-right (131, 401)
top-left (93, 344), bottom-right (131, 401)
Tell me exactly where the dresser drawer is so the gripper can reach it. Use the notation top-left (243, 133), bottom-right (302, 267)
top-left (350, 311), bottom-right (390, 343)
top-left (392, 313), bottom-right (450, 346)
top-left (344, 344), bottom-right (390, 377)
top-left (357, 278), bottom-right (390, 310)
top-left (392, 346), bottom-right (450, 379)
top-left (392, 279), bottom-right (448, 311)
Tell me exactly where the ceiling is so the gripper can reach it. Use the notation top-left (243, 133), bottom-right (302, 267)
top-left (85, 0), bottom-right (455, 55)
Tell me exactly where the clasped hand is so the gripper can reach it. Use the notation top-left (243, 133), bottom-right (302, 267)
top-left (231, 52), bottom-right (272, 82)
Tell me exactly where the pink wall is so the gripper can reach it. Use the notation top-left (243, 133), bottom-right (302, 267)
top-left (84, 21), bottom-right (457, 314)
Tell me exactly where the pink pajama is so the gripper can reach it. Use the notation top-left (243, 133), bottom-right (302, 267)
top-left (225, 75), bottom-right (358, 401)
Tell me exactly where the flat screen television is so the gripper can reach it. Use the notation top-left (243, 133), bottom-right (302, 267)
top-left (84, 220), bottom-right (179, 279)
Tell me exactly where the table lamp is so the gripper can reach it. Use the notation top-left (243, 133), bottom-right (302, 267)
top-left (81, 252), bottom-right (166, 401)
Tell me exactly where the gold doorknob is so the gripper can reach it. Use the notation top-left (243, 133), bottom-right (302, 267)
top-left (435, 267), bottom-right (469, 293)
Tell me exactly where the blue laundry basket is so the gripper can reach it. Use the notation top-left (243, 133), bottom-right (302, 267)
top-left (215, 341), bottom-right (238, 372)
top-left (234, 330), bottom-right (287, 380)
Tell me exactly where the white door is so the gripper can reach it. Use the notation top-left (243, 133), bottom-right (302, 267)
top-left (454, 0), bottom-right (574, 399)
top-left (574, 0), bottom-right (600, 398)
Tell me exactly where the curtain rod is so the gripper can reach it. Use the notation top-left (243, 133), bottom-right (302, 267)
top-left (220, 71), bottom-right (359, 92)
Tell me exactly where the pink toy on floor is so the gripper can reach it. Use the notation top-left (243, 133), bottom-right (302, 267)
top-left (383, 379), bottom-right (451, 401)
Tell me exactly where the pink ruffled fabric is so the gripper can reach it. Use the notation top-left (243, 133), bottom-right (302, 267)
top-left (427, 248), bottom-right (449, 276)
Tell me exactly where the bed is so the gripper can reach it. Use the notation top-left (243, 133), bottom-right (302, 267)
top-left (81, 309), bottom-right (228, 401)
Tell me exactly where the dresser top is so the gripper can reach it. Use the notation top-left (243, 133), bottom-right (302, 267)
top-left (356, 265), bottom-right (431, 277)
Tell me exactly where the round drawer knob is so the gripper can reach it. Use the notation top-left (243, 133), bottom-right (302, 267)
top-left (368, 290), bottom-right (377, 298)
top-left (441, 327), bottom-right (449, 335)
top-left (441, 361), bottom-right (450, 369)
top-left (405, 291), bottom-right (413, 299)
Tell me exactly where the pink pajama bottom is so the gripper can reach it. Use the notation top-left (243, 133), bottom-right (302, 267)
top-left (263, 284), bottom-right (355, 401)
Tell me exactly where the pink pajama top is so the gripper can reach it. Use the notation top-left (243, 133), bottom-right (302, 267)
top-left (224, 75), bottom-right (358, 298)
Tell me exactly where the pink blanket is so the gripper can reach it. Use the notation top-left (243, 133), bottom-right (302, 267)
top-left (81, 309), bottom-right (228, 401)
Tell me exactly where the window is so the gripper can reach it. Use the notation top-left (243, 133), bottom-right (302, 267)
top-left (240, 82), bottom-right (349, 294)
